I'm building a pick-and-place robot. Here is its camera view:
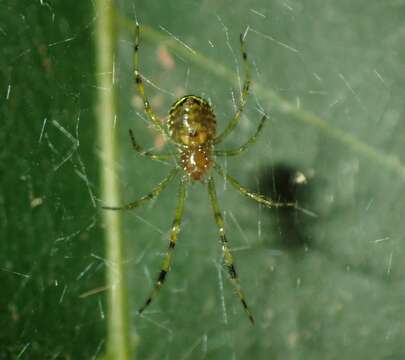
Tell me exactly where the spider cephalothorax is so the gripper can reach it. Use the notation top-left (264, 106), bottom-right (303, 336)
top-left (102, 23), bottom-right (296, 325)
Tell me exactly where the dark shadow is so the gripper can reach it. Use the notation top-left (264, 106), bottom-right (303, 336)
top-left (254, 163), bottom-right (396, 284)
top-left (254, 163), bottom-right (313, 251)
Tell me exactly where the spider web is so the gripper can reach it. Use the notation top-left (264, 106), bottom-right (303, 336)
top-left (2, 0), bottom-right (405, 359)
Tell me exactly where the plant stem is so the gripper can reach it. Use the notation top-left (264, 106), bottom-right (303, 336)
top-left (96, 1), bottom-right (135, 359)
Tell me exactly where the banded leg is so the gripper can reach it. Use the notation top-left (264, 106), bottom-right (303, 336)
top-left (214, 113), bottom-right (267, 157)
top-left (129, 129), bottom-right (172, 161)
top-left (139, 176), bottom-right (187, 314)
top-left (215, 32), bottom-right (251, 144)
top-left (134, 23), bottom-right (167, 136)
top-left (208, 176), bottom-right (255, 325)
top-left (102, 168), bottom-right (179, 210)
top-left (214, 163), bottom-right (297, 208)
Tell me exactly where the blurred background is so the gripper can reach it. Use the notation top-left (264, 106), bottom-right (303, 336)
top-left (1, 0), bottom-right (405, 358)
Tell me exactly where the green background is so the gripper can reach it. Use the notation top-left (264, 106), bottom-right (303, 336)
top-left (2, 0), bottom-right (405, 359)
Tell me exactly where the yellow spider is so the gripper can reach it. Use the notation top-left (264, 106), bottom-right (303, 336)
top-left (103, 23), bottom-right (295, 325)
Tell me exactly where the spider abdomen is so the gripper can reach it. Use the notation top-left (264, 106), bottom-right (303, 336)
top-left (168, 95), bottom-right (216, 146)
top-left (168, 95), bottom-right (216, 180)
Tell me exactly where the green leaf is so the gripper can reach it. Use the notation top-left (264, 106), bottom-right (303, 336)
top-left (1, 0), bottom-right (106, 358)
top-left (2, 1), bottom-right (405, 359)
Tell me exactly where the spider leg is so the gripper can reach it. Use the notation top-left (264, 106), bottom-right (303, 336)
top-left (214, 163), bottom-right (297, 208)
top-left (129, 129), bottom-right (173, 161)
top-left (214, 32), bottom-right (251, 145)
top-left (208, 176), bottom-right (255, 325)
top-left (102, 168), bottom-right (179, 210)
top-left (214, 113), bottom-right (267, 157)
top-left (134, 23), bottom-right (169, 137)
top-left (139, 176), bottom-right (187, 314)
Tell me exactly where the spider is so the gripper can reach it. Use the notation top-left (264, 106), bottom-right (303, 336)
top-left (103, 23), bottom-right (295, 325)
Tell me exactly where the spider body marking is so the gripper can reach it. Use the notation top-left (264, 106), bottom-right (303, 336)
top-left (168, 95), bottom-right (216, 181)
top-left (102, 23), bottom-right (297, 325)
